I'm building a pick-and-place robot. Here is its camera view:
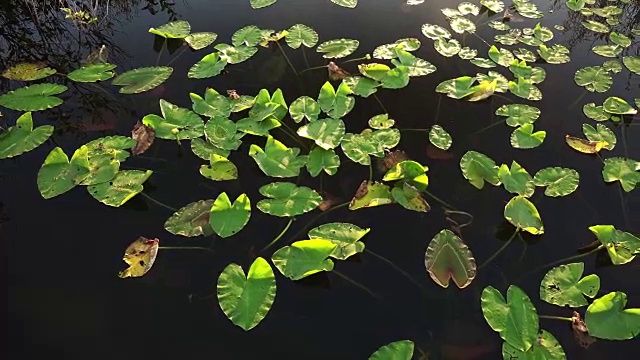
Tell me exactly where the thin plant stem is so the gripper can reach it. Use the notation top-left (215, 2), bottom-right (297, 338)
top-left (373, 93), bottom-right (388, 113)
top-left (539, 315), bottom-right (573, 322)
top-left (400, 128), bottom-right (430, 132)
top-left (262, 218), bottom-right (295, 251)
top-left (276, 41), bottom-right (297, 75)
top-left (368, 162), bottom-right (373, 181)
top-left (434, 96), bottom-right (442, 124)
top-left (423, 190), bottom-right (457, 211)
top-left (478, 227), bottom-right (520, 270)
top-left (140, 192), bottom-right (177, 211)
top-left (341, 55), bottom-right (370, 64)
top-left (159, 246), bottom-right (212, 252)
top-left (287, 201), bottom-right (350, 241)
top-left (155, 39), bottom-right (165, 66)
top-left (298, 65), bottom-right (327, 75)
top-left (332, 270), bottom-right (381, 299)
top-left (365, 249), bottom-right (426, 292)
top-left (302, 46), bottom-right (311, 69)
top-left (279, 120), bottom-right (308, 149)
top-left (470, 118), bottom-right (505, 135)
top-left (165, 45), bottom-right (190, 67)
top-left (472, 32), bottom-right (491, 47)
top-left (277, 126), bottom-right (308, 150)
top-left (519, 245), bottom-right (606, 280)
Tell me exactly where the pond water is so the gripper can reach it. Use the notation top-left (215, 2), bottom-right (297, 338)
top-left (2, 0), bottom-right (639, 359)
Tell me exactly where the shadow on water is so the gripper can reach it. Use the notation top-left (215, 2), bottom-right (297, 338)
top-left (2, 0), bottom-right (640, 359)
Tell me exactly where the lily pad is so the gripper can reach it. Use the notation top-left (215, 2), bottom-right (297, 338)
top-left (271, 240), bottom-right (337, 280)
top-left (458, 47), bottom-right (478, 60)
top-left (67, 63), bottom-right (116, 82)
top-left (602, 60), bottom-right (622, 74)
top-left (249, 136), bottom-right (307, 178)
top-left (148, 20), bottom-right (190, 38)
top-left (142, 99), bottom-right (204, 140)
top-left (306, 147), bottom-right (340, 177)
top-left (286, 24), bottom-right (318, 49)
top-left (504, 195), bottom-right (544, 235)
top-left (583, 123), bottom-right (616, 150)
top-left (488, 46), bottom-right (515, 67)
top-left (602, 157), bottom-right (640, 192)
top-left (383, 160), bottom-right (429, 190)
top-left (342, 76), bottom-right (379, 97)
top-left (204, 116), bottom-right (242, 150)
top-left (428, 125), bottom-right (452, 150)
top-left (589, 225), bottom-right (640, 265)
top-left (481, 285), bottom-right (539, 352)
top-left (392, 183), bottom-right (430, 212)
top-left (88, 170), bottom-right (152, 207)
top-left (0, 112), bottom-right (53, 159)
top-left (434, 38), bottom-right (461, 57)
top-left (574, 66), bottom-right (612, 93)
top-left (289, 96), bottom-right (320, 123)
top-left (37, 146), bottom-right (90, 199)
top-left (316, 39), bottom-right (359, 58)
top-left (257, 182), bottom-right (322, 217)
top-left (349, 181), bottom-right (394, 210)
top-left (250, 0), bottom-right (276, 9)
top-left (185, 32), bottom-right (217, 50)
top-left (217, 257), bottom-right (276, 331)
top-left (373, 38), bottom-right (421, 59)
top-left (232, 25), bottom-right (263, 47)
top-left (421, 24), bottom-right (451, 40)
top-left (214, 44), bottom-right (258, 64)
top-left (111, 66), bottom-right (173, 94)
top-left (537, 44), bottom-right (570, 64)
top-left (435, 76), bottom-right (476, 99)
top-left (592, 44), bottom-right (622, 58)
top-left (391, 49), bottom-right (436, 77)
top-left (297, 118), bottom-right (345, 150)
top-left (603, 97), bottom-right (637, 115)
top-left (369, 340), bottom-right (414, 360)
top-left (164, 199), bottom-right (215, 237)
top-left (2, 62), bottom-right (56, 81)
top-left (424, 229), bottom-right (476, 288)
top-left (583, 103), bottom-right (611, 121)
top-left (450, 17), bottom-right (476, 34)
top-left (308, 222), bottom-right (370, 260)
top-left (502, 330), bottom-right (567, 360)
top-left (480, 0), bottom-right (505, 12)
top-left (190, 88), bottom-right (232, 118)
top-left (209, 193), bottom-right (250, 238)
top-left (565, 135), bottom-right (608, 154)
top-left (0, 83), bottom-right (67, 111)
top-left (368, 113), bottom-right (395, 129)
top-left (496, 104), bottom-right (540, 127)
top-left (118, 237), bottom-right (159, 278)
top-left (331, 0), bottom-right (357, 7)
top-left (460, 151), bottom-right (501, 189)
top-left (511, 124), bottom-right (546, 149)
top-left (200, 154), bottom-right (238, 181)
top-left (188, 53), bottom-right (227, 79)
top-left (533, 167), bottom-right (580, 197)
top-left (498, 161), bottom-right (535, 197)
top-left (585, 292), bottom-right (640, 340)
top-left (582, 20), bottom-right (610, 33)
top-left (540, 262), bottom-right (600, 307)
top-left (622, 56), bottom-right (640, 75)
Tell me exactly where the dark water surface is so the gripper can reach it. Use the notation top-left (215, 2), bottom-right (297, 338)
top-left (2, 0), bottom-right (639, 359)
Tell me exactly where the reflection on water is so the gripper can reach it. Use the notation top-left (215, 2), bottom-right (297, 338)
top-left (3, 0), bottom-right (640, 359)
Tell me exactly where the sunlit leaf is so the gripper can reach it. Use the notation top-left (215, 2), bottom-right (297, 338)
top-left (232, 25), bottom-right (262, 47)
top-left (297, 118), bottom-right (345, 150)
top-left (331, 0), bottom-right (357, 8)
top-left (257, 182), bottom-right (322, 217)
top-left (450, 17), bottom-right (476, 34)
top-left (368, 340), bottom-right (414, 360)
top-left (208, 193), bottom-right (250, 238)
top-left (373, 38), bottom-right (421, 59)
top-left (148, 20), bottom-right (190, 38)
top-left (0, 83), bottom-right (67, 111)
top-left (118, 237), bottom-right (159, 278)
top-left (502, 330), bottom-right (567, 359)
top-left (476, 71), bottom-right (508, 93)
top-left (622, 56), bottom-right (640, 75)
top-left (540, 262), bottom-right (600, 307)
top-left (601, 157), bottom-right (639, 192)
top-left (435, 76), bottom-right (476, 99)
top-left (190, 88), bottom-right (232, 118)
top-left (458, 47), bottom-right (478, 60)
top-left (185, 32), bottom-right (217, 50)
top-left (286, 24), bottom-right (318, 49)
top-left (383, 160), bottom-right (429, 190)
top-left (467, 79), bottom-right (497, 101)
top-left (511, 123), bottom-right (546, 149)
top-left (308, 222), bottom-right (369, 260)
top-left (460, 151), bottom-right (501, 189)
top-left (349, 180), bottom-right (394, 210)
top-left (603, 97), bottom-right (637, 115)
top-left (429, 125), bottom-right (452, 150)
top-left (68, 63), bottom-right (116, 82)
top-left (583, 103), bottom-right (611, 121)
top-left (590, 225), bottom-right (640, 265)
top-left (392, 183), bottom-right (430, 212)
top-left (592, 44), bottom-right (622, 58)
top-left (421, 24), bottom-right (451, 40)
top-left (425, 229), bottom-right (476, 288)
top-left (504, 195), bottom-right (544, 234)
top-left (111, 66), bottom-right (172, 94)
top-left (480, 0), bottom-right (505, 12)
top-left (142, 99), bottom-right (204, 140)
top-left (164, 199), bottom-right (214, 237)
top-left (88, 170), bottom-right (152, 207)
top-left (188, 53), bottom-right (227, 79)
top-left (583, 123), bottom-right (616, 150)
top-left (272, 240), bottom-right (336, 280)
top-left (2, 62), bottom-right (56, 81)
top-left (602, 60), bottom-right (622, 74)
top-left (306, 147), bottom-right (340, 177)
top-left (533, 167), bottom-right (579, 197)
top-left (537, 44), bottom-right (570, 64)
top-left (200, 154), bottom-right (238, 181)
top-left (0, 112), bottom-right (53, 159)
top-left (586, 292), bottom-right (640, 340)
top-left (368, 113), bottom-right (395, 129)
top-left (215, 44), bottom-right (258, 64)
top-left (289, 96), bottom-right (320, 123)
top-left (391, 49), bottom-right (436, 77)
top-left (249, 136), bottom-right (307, 177)
top-left (565, 135), bottom-right (607, 154)
top-left (488, 45), bottom-right (515, 67)
top-left (342, 76), bottom-right (380, 97)
top-left (37, 146), bottom-right (90, 199)
top-left (498, 161), bottom-right (535, 197)
top-left (582, 19), bottom-right (610, 33)
top-left (574, 66), bottom-right (612, 93)
top-left (316, 38), bottom-right (359, 58)
top-left (496, 104), bottom-right (540, 127)
top-left (250, 0), bottom-right (276, 9)
top-left (434, 38), bottom-right (461, 57)
top-left (470, 57), bottom-right (497, 68)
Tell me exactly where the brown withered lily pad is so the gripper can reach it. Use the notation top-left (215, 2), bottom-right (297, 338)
top-left (119, 237), bottom-right (160, 278)
top-left (349, 180), bottom-right (394, 210)
top-left (424, 229), bottom-right (476, 288)
top-left (328, 61), bottom-right (350, 81)
top-left (572, 311), bottom-right (596, 349)
top-left (131, 120), bottom-right (155, 155)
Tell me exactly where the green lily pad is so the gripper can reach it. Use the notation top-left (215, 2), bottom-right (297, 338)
top-left (208, 193), bottom-right (250, 238)
top-left (349, 181), bottom-right (394, 210)
top-left (488, 46), bottom-right (515, 67)
top-left (496, 104), bottom-right (540, 127)
top-left (249, 136), bottom-right (307, 178)
top-left (164, 199), bottom-right (214, 237)
top-left (289, 96), bottom-right (320, 123)
top-left (610, 33), bottom-right (631, 48)
top-left (533, 167), bottom-right (579, 197)
top-left (331, 0), bottom-right (357, 7)
top-left (317, 81), bottom-right (355, 118)
top-left (504, 195), bottom-right (544, 235)
top-left (470, 57), bottom-right (498, 69)
top-left (142, 99), bottom-right (204, 140)
top-left (342, 76), bottom-right (380, 98)
top-left (358, 63), bottom-right (410, 89)
top-left (306, 147), bottom-right (340, 177)
top-left (214, 44), bottom-right (257, 64)
top-left (574, 66), bottom-right (612, 93)
top-left (514, 48), bottom-right (537, 62)
top-left (204, 116), bottom-right (242, 150)
top-left (603, 97), bottom-right (637, 115)
top-left (434, 38), bottom-right (461, 57)
top-left (2, 62), bottom-right (56, 81)
top-left (391, 49), bottom-right (436, 77)
top-left (111, 66), bottom-right (173, 94)
top-left (308, 222), bottom-right (370, 260)
top-left (79, 152), bottom-right (119, 186)
top-left (373, 38), bottom-right (421, 59)
top-left (602, 157), bottom-right (639, 192)
top-left (450, 17), bottom-right (476, 34)
top-left (368, 340), bottom-right (414, 360)
top-left (250, 0), bottom-right (276, 8)
top-left (297, 118), bottom-right (345, 150)
top-left (87, 170), bottom-right (152, 207)
top-left (508, 76), bottom-right (541, 101)
top-left (476, 71), bottom-right (508, 93)
top-left (498, 161), bottom-right (535, 197)
top-left (428, 125), bottom-right (452, 150)
top-left (185, 32), bottom-right (217, 50)
top-left (502, 330), bottom-right (567, 359)
top-left (589, 225), bottom-right (640, 265)
top-left (424, 229), bottom-right (476, 288)
top-left (566, 0), bottom-right (585, 11)
top-left (0, 112), bottom-right (53, 159)
top-left (340, 132), bottom-right (384, 165)
top-left (217, 257), bottom-right (275, 331)
top-left (458, 47), bottom-right (478, 60)
top-left (583, 103), bottom-right (611, 121)
top-left (421, 24), bottom-right (451, 40)
top-left (368, 113), bottom-right (395, 129)
top-left (391, 183), bottom-right (430, 212)
top-left (257, 182), bottom-right (322, 217)
top-left (460, 151), bottom-right (501, 189)
top-left (286, 24), bottom-right (318, 49)
top-left (481, 285), bottom-right (539, 352)
top-left (533, 23), bottom-right (554, 42)
top-left (441, 8), bottom-right (461, 17)
top-left (537, 44), bottom-right (570, 64)
top-left (622, 56), bottom-right (640, 75)
top-left (540, 262), bottom-right (600, 307)
top-left (67, 63), bottom-right (116, 82)
top-left (200, 154), bottom-right (238, 181)
top-left (84, 136), bottom-right (135, 162)
top-left (272, 239), bottom-right (336, 280)
top-left (190, 88), bottom-right (232, 118)
top-left (188, 53), bottom-right (227, 79)
top-left (0, 83), bottom-right (67, 111)
top-left (37, 146), bottom-right (90, 199)
top-left (592, 44), bottom-right (622, 58)
top-left (602, 60), bottom-right (622, 74)
top-left (583, 123), bottom-right (616, 150)
top-left (232, 25), bottom-right (262, 47)
top-left (586, 292), bottom-right (640, 340)
top-left (511, 124), bottom-right (546, 149)
top-left (316, 39), bottom-right (359, 58)
top-left (480, 0), bottom-right (505, 12)
top-left (383, 160), bottom-right (429, 190)
top-left (458, 2), bottom-right (480, 15)
top-left (582, 19), bottom-right (610, 33)
top-left (435, 76), bottom-right (476, 99)
top-left (148, 20), bottom-right (190, 38)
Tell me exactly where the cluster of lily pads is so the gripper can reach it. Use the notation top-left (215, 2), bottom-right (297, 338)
top-left (1, 0), bottom-right (639, 358)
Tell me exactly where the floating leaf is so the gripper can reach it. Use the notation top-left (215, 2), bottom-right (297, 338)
top-left (460, 151), bottom-right (501, 189)
top-left (118, 237), bottom-right (159, 278)
top-left (582, 20), bottom-right (609, 33)
top-left (232, 25), bottom-right (262, 47)
top-left (458, 47), bottom-right (478, 60)
top-left (142, 99), bottom-right (204, 140)
top-left (340, 131), bottom-right (387, 165)
top-left (603, 97), bottom-right (637, 115)
top-left (467, 79), bottom-right (498, 101)
top-left (148, 20), bottom-right (190, 38)
top-left (391, 49), bottom-right (436, 77)
top-left (286, 24), bottom-right (318, 49)
top-left (67, 63), bottom-right (116, 82)
top-left (214, 44), bottom-right (258, 64)
top-left (583, 103), bottom-right (611, 121)
top-left (435, 76), bottom-right (476, 99)
top-left (297, 118), bottom-right (345, 150)
top-left (504, 195), bottom-right (544, 234)
top-left (421, 24), bottom-right (451, 40)
top-left (88, 170), bottom-right (152, 207)
top-left (476, 71), bottom-right (508, 93)
top-left (209, 193), bottom-right (250, 238)
top-left (164, 199), bottom-right (214, 237)
top-left (583, 123), bottom-right (616, 150)
top-left (316, 39), bottom-right (359, 58)
top-left (185, 32), bottom-right (217, 50)
top-left (480, 0), bottom-right (505, 12)
top-left (289, 96), bottom-right (320, 123)
top-left (0, 83), bottom-right (67, 111)
top-left (392, 183), bottom-right (430, 212)
top-left (368, 340), bottom-right (414, 360)
top-left (470, 57), bottom-right (497, 68)
top-left (111, 66), bottom-right (172, 94)
top-left (537, 44), bottom-right (570, 64)
top-left (458, 2), bottom-right (480, 15)
top-left (565, 135), bottom-right (607, 154)
top-left (514, 48), bottom-right (537, 62)
top-left (368, 113), bottom-right (395, 129)
top-left (0, 112), bottom-right (53, 159)
top-left (488, 45), bottom-right (515, 67)
top-left (533, 167), bottom-right (579, 197)
top-left (2, 62), bottom-right (56, 81)
top-left (383, 160), bottom-right (429, 190)
top-left (257, 182), bottom-right (322, 217)
top-left (590, 225), bottom-right (640, 265)
top-left (496, 104), bottom-right (540, 127)
top-left (272, 240), bottom-right (336, 280)
top-left (481, 285), bottom-right (539, 351)
top-left (601, 157), bottom-right (639, 192)
top-left (200, 154), bottom-right (238, 181)
top-left (349, 180), bottom-right (394, 210)
top-left (249, 136), bottom-right (307, 178)
top-left (306, 147), bottom-right (340, 177)
top-left (511, 123), bottom-right (546, 149)
top-left (331, 0), bottom-right (357, 8)
top-left (592, 44), bottom-right (622, 58)
top-left (188, 53), bottom-right (227, 79)
top-left (499, 161), bottom-right (535, 197)
top-left (84, 136), bottom-right (135, 162)
top-left (130, 121), bottom-right (155, 156)
top-left (502, 330), bottom-right (567, 359)
top-left (190, 88), bottom-right (232, 119)
top-left (566, 0), bottom-right (585, 11)
top-left (450, 17), bottom-right (476, 34)
top-left (622, 56), bottom-right (640, 75)
top-left (533, 23), bottom-right (554, 42)
top-left (373, 38), bottom-right (421, 59)
top-left (308, 222), bottom-right (370, 260)
top-left (434, 38), bottom-right (461, 57)
top-left (425, 229), bottom-right (476, 288)
top-left (429, 125), bottom-right (452, 150)
top-left (574, 66), bottom-right (612, 93)
top-left (342, 76), bottom-right (379, 97)
top-left (250, 0), bottom-right (276, 9)
top-left (217, 257), bottom-right (276, 331)
top-left (540, 262), bottom-right (600, 307)
top-left (586, 292), bottom-right (640, 340)
top-left (37, 146), bottom-right (90, 199)
top-left (204, 116), bottom-right (242, 150)
top-left (441, 8), bottom-right (462, 17)
top-left (602, 60), bottom-right (622, 74)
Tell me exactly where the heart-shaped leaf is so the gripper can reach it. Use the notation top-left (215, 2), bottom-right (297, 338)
top-left (214, 44), bottom-right (258, 64)
top-left (272, 240), bottom-right (337, 280)
top-left (496, 103), bottom-right (540, 127)
top-left (185, 32), bottom-right (217, 50)
top-left (200, 154), bottom-right (238, 181)
top-left (504, 195), bottom-right (544, 234)
top-left (208, 193), bottom-right (250, 238)
top-left (421, 24), bottom-right (451, 40)
top-left (574, 66), bottom-right (612, 93)
top-left (257, 182), bottom-right (322, 217)
top-left (583, 123), bottom-right (616, 150)
top-left (435, 76), bottom-right (476, 99)
top-left (0, 112), bottom-right (53, 159)
top-left (349, 180), bottom-right (394, 210)
top-left (502, 330), bottom-right (567, 359)
top-left (589, 225), bottom-right (640, 265)
top-left (111, 66), bottom-right (173, 94)
top-left (368, 340), bottom-right (414, 360)
top-left (289, 96), bottom-right (321, 123)
top-left (297, 118), bottom-right (346, 150)
top-left (540, 262), bottom-right (600, 307)
top-left (316, 39), bottom-right (359, 58)
top-left (118, 237), bottom-right (160, 278)
top-left (204, 116), bottom-right (243, 150)
top-left (68, 63), bottom-right (117, 82)
top-left (0, 83), bottom-right (67, 111)
top-left (142, 99), bottom-right (204, 140)
top-left (603, 96), bottom-right (637, 115)
top-left (511, 123), bottom-right (546, 149)
top-left (190, 88), bottom-right (232, 118)
top-left (622, 56), bottom-right (640, 75)
top-left (586, 292), bottom-right (640, 340)
top-left (480, 0), bottom-right (505, 12)
top-left (498, 161), bottom-right (535, 197)
top-left (582, 20), bottom-right (609, 33)
top-left (450, 17), bottom-right (476, 34)
top-left (342, 76), bottom-right (380, 98)
top-left (37, 146), bottom-right (90, 199)
top-left (460, 151), bottom-right (501, 189)
top-left (602, 157), bottom-right (639, 192)
top-left (583, 103), bottom-right (611, 121)
top-left (148, 20), bottom-right (190, 38)
top-left (565, 135), bottom-right (607, 154)
top-left (190, 138), bottom-right (230, 161)
top-left (217, 257), bottom-right (276, 331)
top-left (306, 147), bottom-right (340, 177)
top-left (383, 160), bottom-right (429, 190)
top-left (285, 24), bottom-right (318, 49)
top-left (164, 199), bottom-right (215, 237)
top-left (188, 53), bottom-right (227, 79)
top-left (331, 0), bottom-right (357, 8)
top-left (425, 229), bottom-right (476, 288)
top-left (308, 222), bottom-right (370, 260)
top-left (533, 167), bottom-right (579, 197)
top-left (392, 183), bottom-right (430, 212)
top-left (250, 0), bottom-right (276, 9)
top-left (429, 125), bottom-right (452, 150)
top-left (232, 25), bottom-right (262, 47)
top-left (434, 38), bottom-right (461, 57)
top-left (2, 62), bottom-right (56, 81)
top-left (88, 170), bottom-right (152, 207)
top-left (249, 136), bottom-right (307, 178)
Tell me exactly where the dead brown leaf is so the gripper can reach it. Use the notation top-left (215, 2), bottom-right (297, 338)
top-left (328, 61), bottom-right (350, 81)
top-left (131, 120), bottom-right (155, 156)
top-left (119, 237), bottom-right (160, 278)
top-left (572, 311), bottom-right (596, 349)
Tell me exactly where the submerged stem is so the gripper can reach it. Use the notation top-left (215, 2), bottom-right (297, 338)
top-left (276, 41), bottom-right (298, 75)
top-left (365, 249), bottom-right (426, 292)
top-left (478, 227), bottom-right (520, 270)
top-left (165, 45), bottom-right (189, 67)
top-left (332, 270), bottom-right (381, 299)
top-left (341, 55), bottom-right (370, 64)
top-left (520, 245), bottom-right (606, 280)
top-left (155, 39), bottom-right (165, 66)
top-left (287, 201), bottom-right (350, 242)
top-left (373, 93), bottom-right (388, 114)
top-left (159, 246), bottom-right (212, 252)
top-left (422, 190), bottom-right (457, 211)
top-left (139, 192), bottom-right (177, 211)
top-left (539, 315), bottom-right (573, 322)
top-left (262, 218), bottom-right (295, 251)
